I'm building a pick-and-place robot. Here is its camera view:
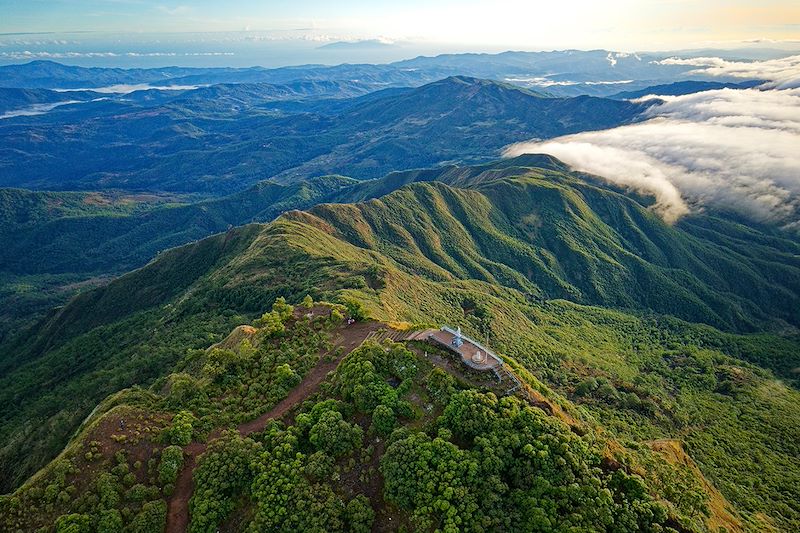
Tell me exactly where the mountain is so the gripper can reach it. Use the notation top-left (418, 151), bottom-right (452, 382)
top-left (610, 80), bottom-right (763, 99)
top-left (1, 156), bottom-right (799, 532)
top-left (1, 305), bottom-right (756, 532)
top-left (0, 50), bottom-right (727, 96)
top-left (0, 60), bottom-right (435, 90)
top-left (0, 61), bottom-right (215, 89)
top-left (392, 49), bottom-right (697, 88)
top-left (0, 76), bottom-right (651, 194)
top-left (3, 153), bottom-right (798, 342)
top-left (318, 39), bottom-right (399, 50)
top-left (0, 176), bottom-right (357, 340)
top-left (0, 87), bottom-right (103, 114)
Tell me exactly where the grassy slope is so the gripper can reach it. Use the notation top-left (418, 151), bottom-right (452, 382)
top-left (300, 173), bottom-right (800, 333)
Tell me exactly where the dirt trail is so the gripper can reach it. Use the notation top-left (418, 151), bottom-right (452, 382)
top-left (165, 320), bottom-right (380, 533)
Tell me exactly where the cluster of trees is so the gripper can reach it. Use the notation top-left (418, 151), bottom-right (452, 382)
top-left (166, 297), bottom-right (340, 427)
top-left (0, 445), bottom-right (174, 533)
top-left (334, 341), bottom-right (418, 421)
top-left (196, 402), bottom-right (374, 531)
top-left (189, 432), bottom-right (262, 533)
top-left (382, 389), bottom-right (672, 532)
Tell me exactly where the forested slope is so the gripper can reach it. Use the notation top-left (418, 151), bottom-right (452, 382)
top-left (1, 159), bottom-right (799, 530)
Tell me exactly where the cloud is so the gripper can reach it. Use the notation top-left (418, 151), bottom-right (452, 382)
top-left (157, 5), bottom-right (191, 16)
top-left (53, 84), bottom-right (201, 94)
top-left (504, 77), bottom-right (634, 87)
top-left (654, 54), bottom-right (800, 89)
top-left (504, 87), bottom-right (800, 229)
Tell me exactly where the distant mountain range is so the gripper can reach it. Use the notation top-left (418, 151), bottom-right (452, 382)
top-left (0, 48), bottom-right (765, 96)
top-left (0, 76), bottom-right (652, 194)
top-left (609, 79), bottom-right (763, 99)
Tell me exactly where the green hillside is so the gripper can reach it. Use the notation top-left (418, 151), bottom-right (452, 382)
top-left (1, 159), bottom-right (799, 530)
top-left (0, 176), bottom-right (355, 340)
top-left (3, 154), bottom-right (798, 344)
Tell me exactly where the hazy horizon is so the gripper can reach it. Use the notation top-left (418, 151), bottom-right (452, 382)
top-left (1, 0), bottom-right (798, 68)
top-left (1, 34), bottom-right (799, 69)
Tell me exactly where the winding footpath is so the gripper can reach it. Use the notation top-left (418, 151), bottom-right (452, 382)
top-left (165, 320), bottom-right (381, 533)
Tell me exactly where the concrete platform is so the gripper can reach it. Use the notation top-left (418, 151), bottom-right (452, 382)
top-left (427, 327), bottom-right (503, 371)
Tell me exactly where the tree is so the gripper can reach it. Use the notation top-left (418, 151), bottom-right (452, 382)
top-left (309, 410), bottom-right (363, 458)
top-left (95, 472), bottom-right (120, 510)
top-left (304, 451), bottom-right (335, 481)
top-left (254, 310), bottom-right (285, 337)
top-left (371, 404), bottom-right (396, 436)
top-left (302, 294), bottom-right (314, 309)
top-left (346, 495), bottom-right (375, 533)
top-left (158, 446), bottom-right (184, 486)
top-left (129, 500), bottom-right (167, 533)
top-left (96, 509), bottom-right (123, 533)
top-left (54, 513), bottom-right (91, 533)
top-left (164, 410), bottom-right (195, 446)
top-left (272, 297), bottom-right (294, 321)
top-left (343, 299), bottom-right (367, 321)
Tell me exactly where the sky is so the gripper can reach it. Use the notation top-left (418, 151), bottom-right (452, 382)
top-left (1, 0), bottom-right (799, 53)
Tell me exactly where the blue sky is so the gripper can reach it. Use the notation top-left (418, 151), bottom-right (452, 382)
top-left (1, 1), bottom-right (798, 50)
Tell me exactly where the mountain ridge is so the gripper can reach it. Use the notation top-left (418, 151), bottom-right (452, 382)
top-left (0, 75), bottom-right (651, 193)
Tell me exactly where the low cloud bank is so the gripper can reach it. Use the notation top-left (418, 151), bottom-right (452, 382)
top-left (504, 86), bottom-right (800, 228)
top-left (655, 54), bottom-right (800, 89)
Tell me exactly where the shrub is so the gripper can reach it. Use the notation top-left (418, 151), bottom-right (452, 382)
top-left (97, 509), bottom-right (123, 533)
top-left (158, 445), bottom-right (184, 486)
top-left (164, 410), bottom-right (195, 446)
top-left (371, 404), bottom-right (396, 436)
top-left (346, 495), bottom-right (375, 533)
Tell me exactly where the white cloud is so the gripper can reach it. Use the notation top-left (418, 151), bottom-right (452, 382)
top-left (654, 54), bottom-right (800, 89)
top-left (504, 87), bottom-right (800, 229)
top-left (52, 84), bottom-right (201, 94)
top-left (157, 5), bottom-right (191, 16)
